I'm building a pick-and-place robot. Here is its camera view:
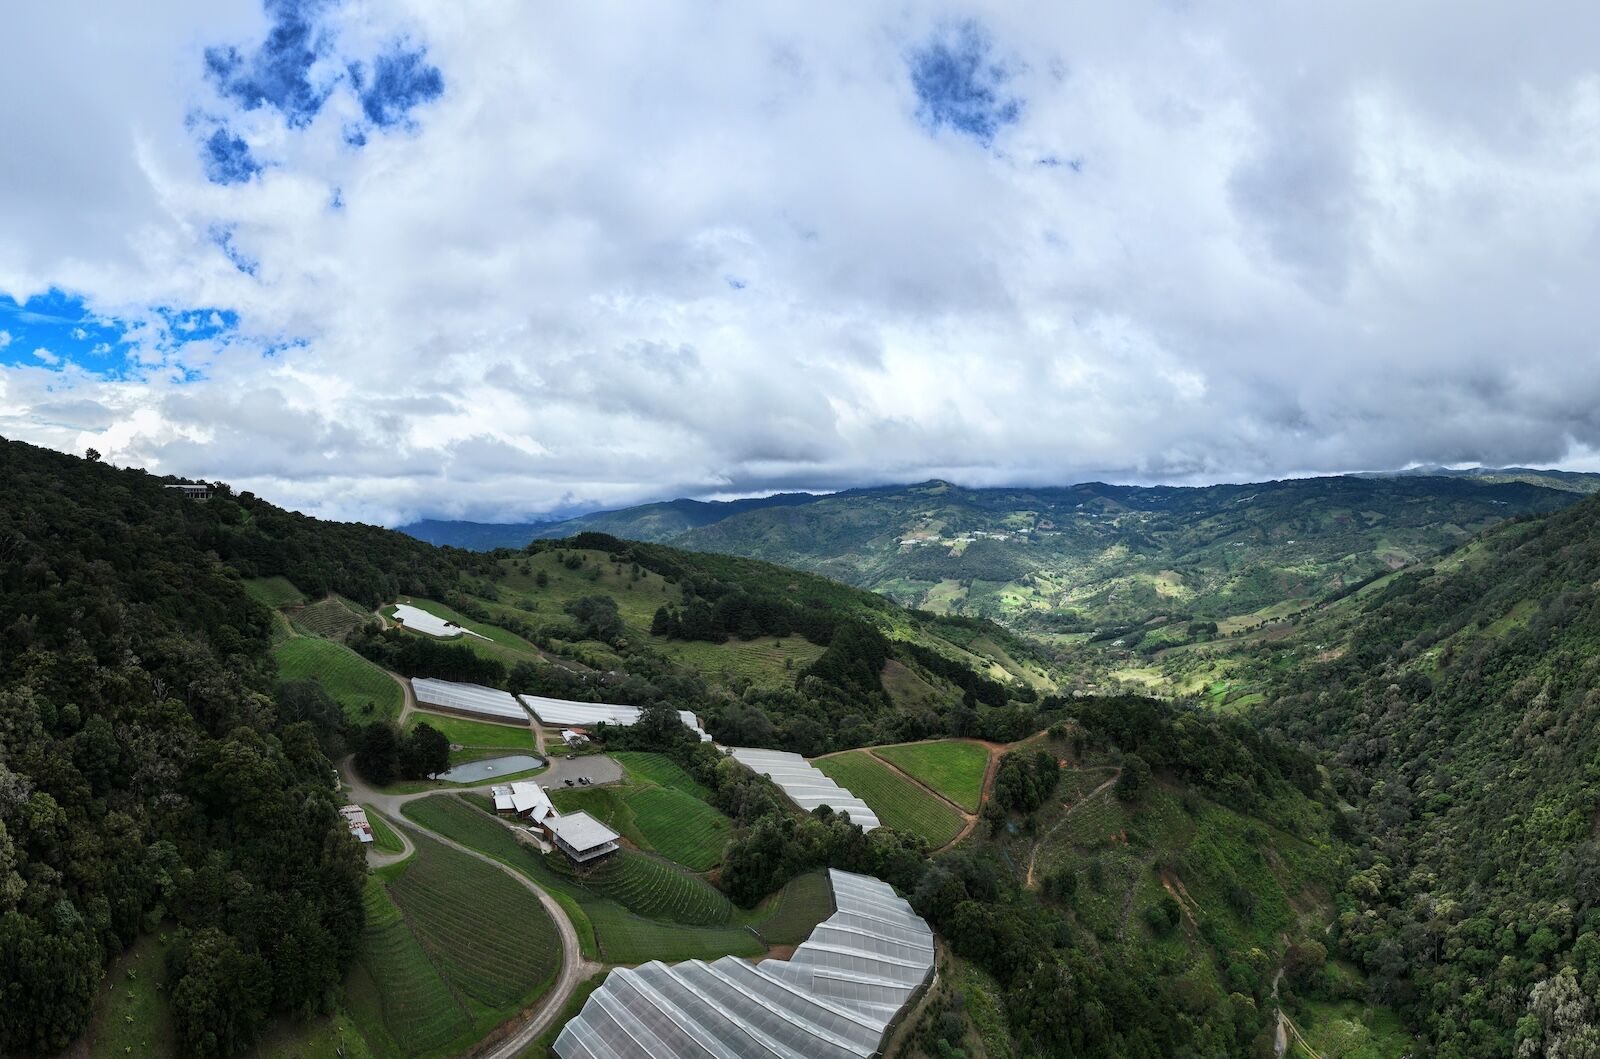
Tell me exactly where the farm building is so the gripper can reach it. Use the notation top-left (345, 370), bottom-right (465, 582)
top-left (518, 693), bottom-right (711, 742)
top-left (412, 678), bottom-right (530, 722)
top-left (728, 747), bottom-right (881, 831)
top-left (554, 869), bottom-right (934, 1059)
top-left (164, 482), bottom-right (213, 500)
top-left (548, 811), bottom-right (620, 863)
top-left (339, 805), bottom-right (374, 844)
top-left (560, 728), bottom-right (589, 748)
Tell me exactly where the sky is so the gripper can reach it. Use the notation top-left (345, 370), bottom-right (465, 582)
top-left (4, 1), bottom-right (1600, 525)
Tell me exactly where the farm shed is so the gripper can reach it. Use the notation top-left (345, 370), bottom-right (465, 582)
top-left (728, 747), bottom-right (881, 831)
top-left (517, 694), bottom-right (711, 742)
top-left (547, 811), bottom-right (621, 864)
top-left (339, 804), bottom-right (374, 844)
top-left (413, 678), bottom-right (529, 722)
top-left (553, 869), bottom-right (934, 1059)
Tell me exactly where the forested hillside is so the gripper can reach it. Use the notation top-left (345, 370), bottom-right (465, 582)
top-left (1264, 494), bottom-right (1600, 1056)
top-left (0, 438), bottom-right (497, 1055)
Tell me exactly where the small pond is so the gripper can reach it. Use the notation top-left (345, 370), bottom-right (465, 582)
top-left (436, 754), bottom-right (546, 783)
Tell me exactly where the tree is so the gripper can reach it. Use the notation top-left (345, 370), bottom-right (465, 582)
top-left (564, 595), bottom-right (625, 642)
top-left (167, 928), bottom-right (271, 1058)
top-left (83, 447), bottom-right (101, 462)
top-left (354, 722), bottom-right (401, 785)
top-left (1115, 753), bottom-right (1151, 803)
top-left (650, 605), bottom-right (671, 637)
top-left (400, 722), bottom-right (449, 779)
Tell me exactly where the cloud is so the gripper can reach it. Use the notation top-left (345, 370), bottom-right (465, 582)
top-left (0, 331), bottom-right (10, 350)
top-left (2, 1), bottom-right (1600, 525)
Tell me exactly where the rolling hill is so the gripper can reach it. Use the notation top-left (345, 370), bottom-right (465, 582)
top-left (401, 474), bottom-right (1594, 640)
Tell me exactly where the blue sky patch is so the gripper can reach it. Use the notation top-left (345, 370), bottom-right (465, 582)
top-left (350, 44), bottom-right (444, 129)
top-left (205, 0), bottom-right (334, 129)
top-left (908, 22), bottom-right (1022, 147)
top-left (0, 290), bottom-right (239, 380)
top-left (203, 125), bottom-right (262, 184)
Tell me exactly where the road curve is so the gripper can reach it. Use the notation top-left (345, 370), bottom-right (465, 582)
top-left (341, 761), bottom-right (602, 1058)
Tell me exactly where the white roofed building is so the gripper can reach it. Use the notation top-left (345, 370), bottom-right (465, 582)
top-left (728, 748), bottom-right (881, 831)
top-left (553, 869), bottom-right (934, 1059)
top-left (413, 678), bottom-right (529, 722)
top-left (339, 804), bottom-right (374, 844)
top-left (548, 811), bottom-right (620, 863)
top-left (517, 694), bottom-right (711, 742)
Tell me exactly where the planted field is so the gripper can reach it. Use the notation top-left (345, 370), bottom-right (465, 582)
top-left (548, 849), bottom-right (732, 925)
top-left (654, 635), bottom-right (827, 688)
top-left (363, 806), bottom-right (404, 855)
top-left (350, 881), bottom-right (467, 1056)
top-left (552, 753), bottom-right (732, 872)
top-left (400, 795), bottom-right (763, 967)
top-left (244, 576), bottom-right (307, 609)
top-left (876, 740), bottom-right (989, 811)
top-left (292, 596), bottom-right (370, 640)
top-left (622, 786), bottom-right (729, 871)
top-left (814, 751), bottom-right (964, 847)
top-left (388, 832), bottom-right (561, 1010)
top-left (273, 636), bottom-right (402, 722)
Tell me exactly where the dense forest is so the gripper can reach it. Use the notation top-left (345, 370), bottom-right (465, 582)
top-left (1265, 496), bottom-right (1600, 1056)
top-left (0, 438), bottom-right (479, 1055)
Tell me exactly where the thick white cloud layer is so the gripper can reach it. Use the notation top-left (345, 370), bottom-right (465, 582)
top-left (4, 1), bottom-right (1600, 523)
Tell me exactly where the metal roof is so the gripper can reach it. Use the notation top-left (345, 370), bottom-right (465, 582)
top-left (553, 870), bottom-right (933, 1059)
top-left (518, 694), bottom-right (712, 742)
top-left (412, 678), bottom-right (529, 722)
top-left (727, 749), bottom-right (881, 831)
top-left (549, 810), bottom-right (621, 852)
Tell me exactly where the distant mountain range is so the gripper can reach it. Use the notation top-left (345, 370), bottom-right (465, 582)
top-left (400, 469), bottom-right (1600, 630)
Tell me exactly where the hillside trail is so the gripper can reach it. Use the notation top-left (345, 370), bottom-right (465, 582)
top-left (342, 759), bottom-right (603, 1059)
top-left (1024, 768), bottom-right (1121, 890)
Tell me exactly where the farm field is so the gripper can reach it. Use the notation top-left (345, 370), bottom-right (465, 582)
top-left (653, 635), bottom-right (826, 688)
top-left (814, 750), bottom-right (964, 847)
top-left (363, 806), bottom-right (404, 855)
top-left (350, 828), bottom-right (560, 1058)
top-left (1295, 997), bottom-right (1416, 1059)
top-left (875, 740), bottom-right (989, 811)
top-left (244, 575), bottom-right (307, 609)
top-left (273, 635), bottom-right (403, 722)
top-left (740, 870), bottom-right (833, 945)
top-left (546, 849), bottom-right (732, 925)
top-left (400, 795), bottom-right (765, 966)
top-left (552, 752), bottom-right (732, 871)
top-left (291, 595), bottom-right (371, 640)
top-left (405, 712), bottom-right (534, 765)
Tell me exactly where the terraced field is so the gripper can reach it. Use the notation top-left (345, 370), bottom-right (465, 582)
top-left (349, 828), bottom-right (560, 1058)
top-left (291, 596), bottom-right (370, 640)
top-left (273, 636), bottom-right (403, 722)
top-left (363, 807), bottom-right (404, 855)
top-left (876, 740), bottom-right (989, 811)
top-left (814, 751), bottom-right (964, 847)
top-left (549, 849), bottom-right (732, 925)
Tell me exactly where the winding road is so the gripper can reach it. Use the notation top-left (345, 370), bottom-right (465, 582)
top-left (342, 759), bottom-right (604, 1058)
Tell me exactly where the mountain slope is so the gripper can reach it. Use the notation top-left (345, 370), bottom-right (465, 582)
top-left (1260, 491), bottom-right (1600, 1056)
top-left (404, 475), bottom-right (1592, 639)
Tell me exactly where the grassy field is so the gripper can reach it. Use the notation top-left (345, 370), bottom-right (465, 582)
top-left (814, 751), bottom-right (965, 846)
top-left (363, 806), bottom-right (404, 855)
top-left (875, 740), bottom-right (989, 811)
top-left (405, 712), bottom-right (534, 765)
top-left (653, 635), bottom-right (826, 688)
top-left (81, 931), bottom-right (174, 1057)
top-left (350, 828), bottom-right (560, 1058)
top-left (399, 795), bottom-right (765, 967)
top-left (741, 870), bottom-right (834, 945)
top-left (244, 575), bottom-right (307, 609)
top-left (273, 635), bottom-right (403, 722)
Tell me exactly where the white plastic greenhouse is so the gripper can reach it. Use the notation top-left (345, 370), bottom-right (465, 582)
top-left (553, 869), bottom-right (935, 1059)
top-left (728, 747), bottom-right (881, 831)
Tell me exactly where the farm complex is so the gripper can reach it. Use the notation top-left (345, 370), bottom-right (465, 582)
top-left (554, 869), bottom-right (934, 1059)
